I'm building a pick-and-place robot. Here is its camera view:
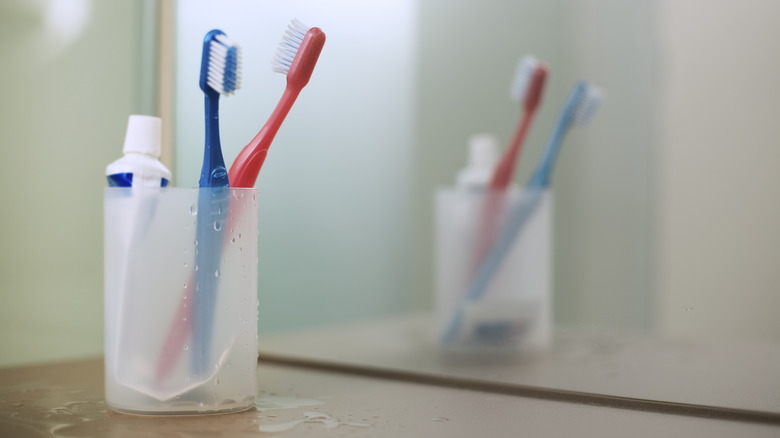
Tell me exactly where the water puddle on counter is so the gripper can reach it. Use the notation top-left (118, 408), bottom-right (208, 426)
top-left (254, 394), bottom-right (372, 434)
top-left (257, 410), bottom-right (371, 434)
top-left (0, 384), bottom-right (108, 437)
top-left (255, 395), bottom-right (325, 411)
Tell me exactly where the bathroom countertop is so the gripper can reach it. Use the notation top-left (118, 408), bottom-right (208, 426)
top-left (1, 356), bottom-right (779, 437)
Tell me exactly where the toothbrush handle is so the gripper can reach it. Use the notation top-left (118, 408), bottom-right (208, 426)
top-left (469, 190), bottom-right (506, 276)
top-left (192, 188), bottom-right (229, 376)
top-left (200, 92), bottom-right (229, 188)
top-left (228, 86), bottom-right (301, 188)
top-left (155, 193), bottom-right (245, 382)
top-left (488, 65), bottom-right (547, 190)
top-left (489, 111), bottom-right (535, 190)
top-left (528, 83), bottom-right (587, 188)
top-left (157, 86), bottom-right (304, 378)
top-left (469, 110), bottom-right (535, 275)
top-left (470, 66), bottom-right (547, 272)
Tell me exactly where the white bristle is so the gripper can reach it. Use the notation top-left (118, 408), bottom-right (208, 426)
top-left (271, 18), bottom-right (310, 74)
top-left (572, 85), bottom-right (604, 125)
top-left (509, 55), bottom-right (539, 102)
top-left (207, 33), bottom-right (242, 95)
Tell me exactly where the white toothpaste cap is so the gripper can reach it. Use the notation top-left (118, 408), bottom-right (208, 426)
top-left (123, 114), bottom-right (162, 158)
top-left (456, 133), bottom-right (498, 188)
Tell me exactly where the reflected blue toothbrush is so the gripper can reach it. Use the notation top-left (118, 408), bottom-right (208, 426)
top-left (526, 82), bottom-right (602, 189)
top-left (192, 29), bottom-right (241, 376)
top-left (441, 82), bottom-right (603, 345)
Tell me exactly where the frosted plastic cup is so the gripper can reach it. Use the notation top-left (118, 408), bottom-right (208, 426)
top-left (104, 187), bottom-right (258, 415)
top-left (435, 188), bottom-right (551, 355)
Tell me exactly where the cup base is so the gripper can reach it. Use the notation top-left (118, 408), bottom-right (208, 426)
top-left (107, 396), bottom-right (257, 416)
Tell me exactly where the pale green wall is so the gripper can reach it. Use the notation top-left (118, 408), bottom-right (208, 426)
top-left (0, 1), bottom-right (152, 367)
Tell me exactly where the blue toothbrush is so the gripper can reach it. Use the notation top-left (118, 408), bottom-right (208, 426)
top-left (441, 82), bottom-right (603, 345)
top-left (192, 29), bottom-right (241, 376)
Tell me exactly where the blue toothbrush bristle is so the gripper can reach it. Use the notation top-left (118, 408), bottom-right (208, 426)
top-left (272, 18), bottom-right (310, 75)
top-left (207, 34), bottom-right (242, 95)
top-left (572, 85), bottom-right (604, 125)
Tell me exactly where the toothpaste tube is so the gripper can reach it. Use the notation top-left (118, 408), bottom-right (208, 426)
top-left (106, 115), bottom-right (172, 187)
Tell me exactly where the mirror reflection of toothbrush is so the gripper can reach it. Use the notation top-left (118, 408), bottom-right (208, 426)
top-left (527, 82), bottom-right (603, 189)
top-left (470, 56), bottom-right (548, 275)
top-left (490, 56), bottom-right (548, 189)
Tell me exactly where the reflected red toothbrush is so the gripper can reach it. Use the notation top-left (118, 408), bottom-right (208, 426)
top-left (471, 57), bottom-right (548, 274)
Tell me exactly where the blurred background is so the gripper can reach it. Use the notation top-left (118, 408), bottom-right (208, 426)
top-left (1, 0), bottom-right (779, 368)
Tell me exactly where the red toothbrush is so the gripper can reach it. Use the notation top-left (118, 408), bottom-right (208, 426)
top-left (229, 19), bottom-right (326, 188)
top-left (471, 57), bottom-right (548, 274)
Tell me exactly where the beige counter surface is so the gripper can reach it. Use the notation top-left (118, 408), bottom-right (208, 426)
top-left (1, 357), bottom-right (779, 437)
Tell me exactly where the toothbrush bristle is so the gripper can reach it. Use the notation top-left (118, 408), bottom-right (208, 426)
top-left (572, 85), bottom-right (604, 125)
top-left (207, 34), bottom-right (242, 95)
top-left (272, 18), bottom-right (310, 75)
top-left (509, 56), bottom-right (539, 102)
